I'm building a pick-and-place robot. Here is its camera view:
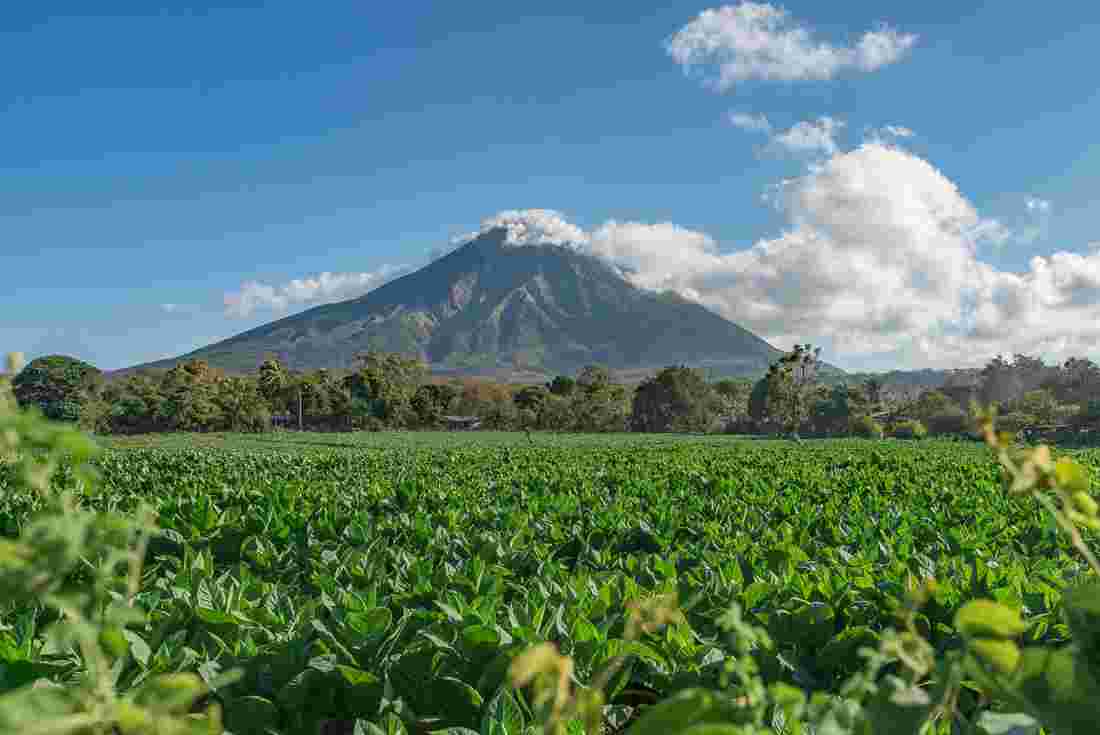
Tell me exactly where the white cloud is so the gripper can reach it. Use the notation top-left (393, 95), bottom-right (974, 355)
top-left (161, 304), bottom-right (180, 313)
top-left (224, 266), bottom-right (409, 318)
top-left (666, 2), bottom-right (917, 91)
top-left (770, 116), bottom-right (845, 156)
top-left (214, 180), bottom-right (1092, 368)
top-left (579, 144), bottom-right (1100, 368)
top-left (728, 111), bottom-right (772, 133)
top-left (883, 125), bottom-right (915, 138)
top-left (454, 209), bottom-right (590, 248)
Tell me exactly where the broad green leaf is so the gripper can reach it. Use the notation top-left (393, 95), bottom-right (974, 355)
top-left (955, 600), bottom-right (1028, 640)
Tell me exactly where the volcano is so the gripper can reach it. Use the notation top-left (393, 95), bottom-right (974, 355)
top-left (133, 227), bottom-right (792, 379)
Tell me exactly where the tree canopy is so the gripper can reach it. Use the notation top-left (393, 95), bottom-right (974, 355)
top-left (12, 354), bottom-right (104, 423)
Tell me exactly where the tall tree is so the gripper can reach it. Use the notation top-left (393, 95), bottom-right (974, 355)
top-left (631, 366), bottom-right (720, 433)
top-left (747, 377), bottom-right (769, 423)
top-left (11, 354), bottom-right (104, 423)
top-left (811, 384), bottom-right (858, 435)
top-left (863, 377), bottom-right (884, 410)
top-left (159, 360), bottom-right (222, 431)
top-left (346, 352), bottom-right (428, 427)
top-left (979, 355), bottom-right (1024, 408)
top-left (258, 358), bottom-right (291, 410)
top-left (713, 378), bottom-right (753, 426)
top-left (1045, 357), bottom-right (1100, 406)
top-left (764, 344), bottom-right (822, 438)
top-left (571, 366), bottom-right (627, 433)
top-left (213, 376), bottom-right (270, 432)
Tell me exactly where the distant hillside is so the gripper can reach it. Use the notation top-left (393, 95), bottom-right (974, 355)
top-left (130, 227), bottom-right (815, 380)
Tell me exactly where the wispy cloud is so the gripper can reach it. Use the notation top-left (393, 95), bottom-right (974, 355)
top-left (223, 267), bottom-right (411, 319)
top-left (882, 125), bottom-right (915, 138)
top-left (728, 111), bottom-right (772, 133)
top-left (770, 116), bottom-right (845, 156)
top-left (666, 2), bottom-right (917, 91)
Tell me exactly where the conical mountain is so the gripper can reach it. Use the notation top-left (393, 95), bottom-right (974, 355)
top-left (134, 227), bottom-right (788, 378)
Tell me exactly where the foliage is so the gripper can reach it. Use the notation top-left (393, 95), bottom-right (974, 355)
top-left (763, 344), bottom-right (821, 437)
top-left (890, 418), bottom-right (927, 439)
top-left (908, 389), bottom-right (957, 421)
top-left (925, 408), bottom-right (970, 436)
top-left (747, 377), bottom-right (768, 423)
top-left (630, 366), bottom-right (720, 433)
top-left (862, 377), bottom-right (884, 409)
top-left (571, 365), bottom-right (629, 432)
top-left (810, 384), bottom-right (860, 435)
top-left (10, 388), bottom-right (1100, 732)
top-left (11, 354), bottom-right (104, 425)
top-left (513, 385), bottom-right (550, 414)
top-left (849, 413), bottom-right (884, 438)
top-left (510, 403), bottom-right (1100, 735)
top-left (21, 340), bottom-right (1100, 732)
top-left (1, 352), bottom-right (230, 734)
top-left (345, 352), bottom-right (428, 427)
top-left (712, 378), bottom-right (752, 425)
top-left (546, 376), bottom-right (576, 397)
top-left (411, 383), bottom-right (459, 428)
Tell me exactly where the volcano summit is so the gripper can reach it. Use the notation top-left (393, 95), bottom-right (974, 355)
top-left (134, 224), bottom-right (786, 378)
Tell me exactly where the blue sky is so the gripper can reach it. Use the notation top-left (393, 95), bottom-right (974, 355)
top-left (3, 1), bottom-right (1099, 372)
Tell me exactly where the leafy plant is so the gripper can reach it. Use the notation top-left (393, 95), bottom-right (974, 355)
top-left (891, 419), bottom-right (927, 439)
top-left (849, 414), bottom-right (884, 438)
top-left (507, 401), bottom-right (1100, 734)
top-left (0, 352), bottom-right (234, 734)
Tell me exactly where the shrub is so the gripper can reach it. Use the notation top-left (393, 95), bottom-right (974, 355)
top-left (849, 414), bottom-right (883, 438)
top-left (925, 409), bottom-right (969, 436)
top-left (891, 418), bottom-right (927, 439)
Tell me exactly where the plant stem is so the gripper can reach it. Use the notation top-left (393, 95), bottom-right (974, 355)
top-left (1034, 492), bottom-right (1100, 576)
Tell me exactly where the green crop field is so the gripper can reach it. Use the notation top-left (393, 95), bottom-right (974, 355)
top-left (3, 433), bottom-right (1099, 733)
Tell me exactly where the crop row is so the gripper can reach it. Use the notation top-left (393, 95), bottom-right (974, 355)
top-left (2, 439), bottom-right (1097, 733)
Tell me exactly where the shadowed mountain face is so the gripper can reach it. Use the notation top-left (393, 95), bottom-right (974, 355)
top-left (133, 228), bottom-right (787, 378)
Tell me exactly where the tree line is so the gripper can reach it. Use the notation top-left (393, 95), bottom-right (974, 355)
top-left (7, 348), bottom-right (1100, 438)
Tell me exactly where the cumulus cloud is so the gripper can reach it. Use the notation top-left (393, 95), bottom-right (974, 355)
top-left (454, 209), bottom-right (590, 248)
top-left (666, 2), bottom-right (917, 91)
top-left (728, 111), bottom-right (773, 133)
top-left (214, 182), bottom-right (1089, 367)
top-left (575, 144), bottom-right (1100, 368)
top-left (770, 116), bottom-right (845, 156)
top-left (224, 266), bottom-right (410, 318)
